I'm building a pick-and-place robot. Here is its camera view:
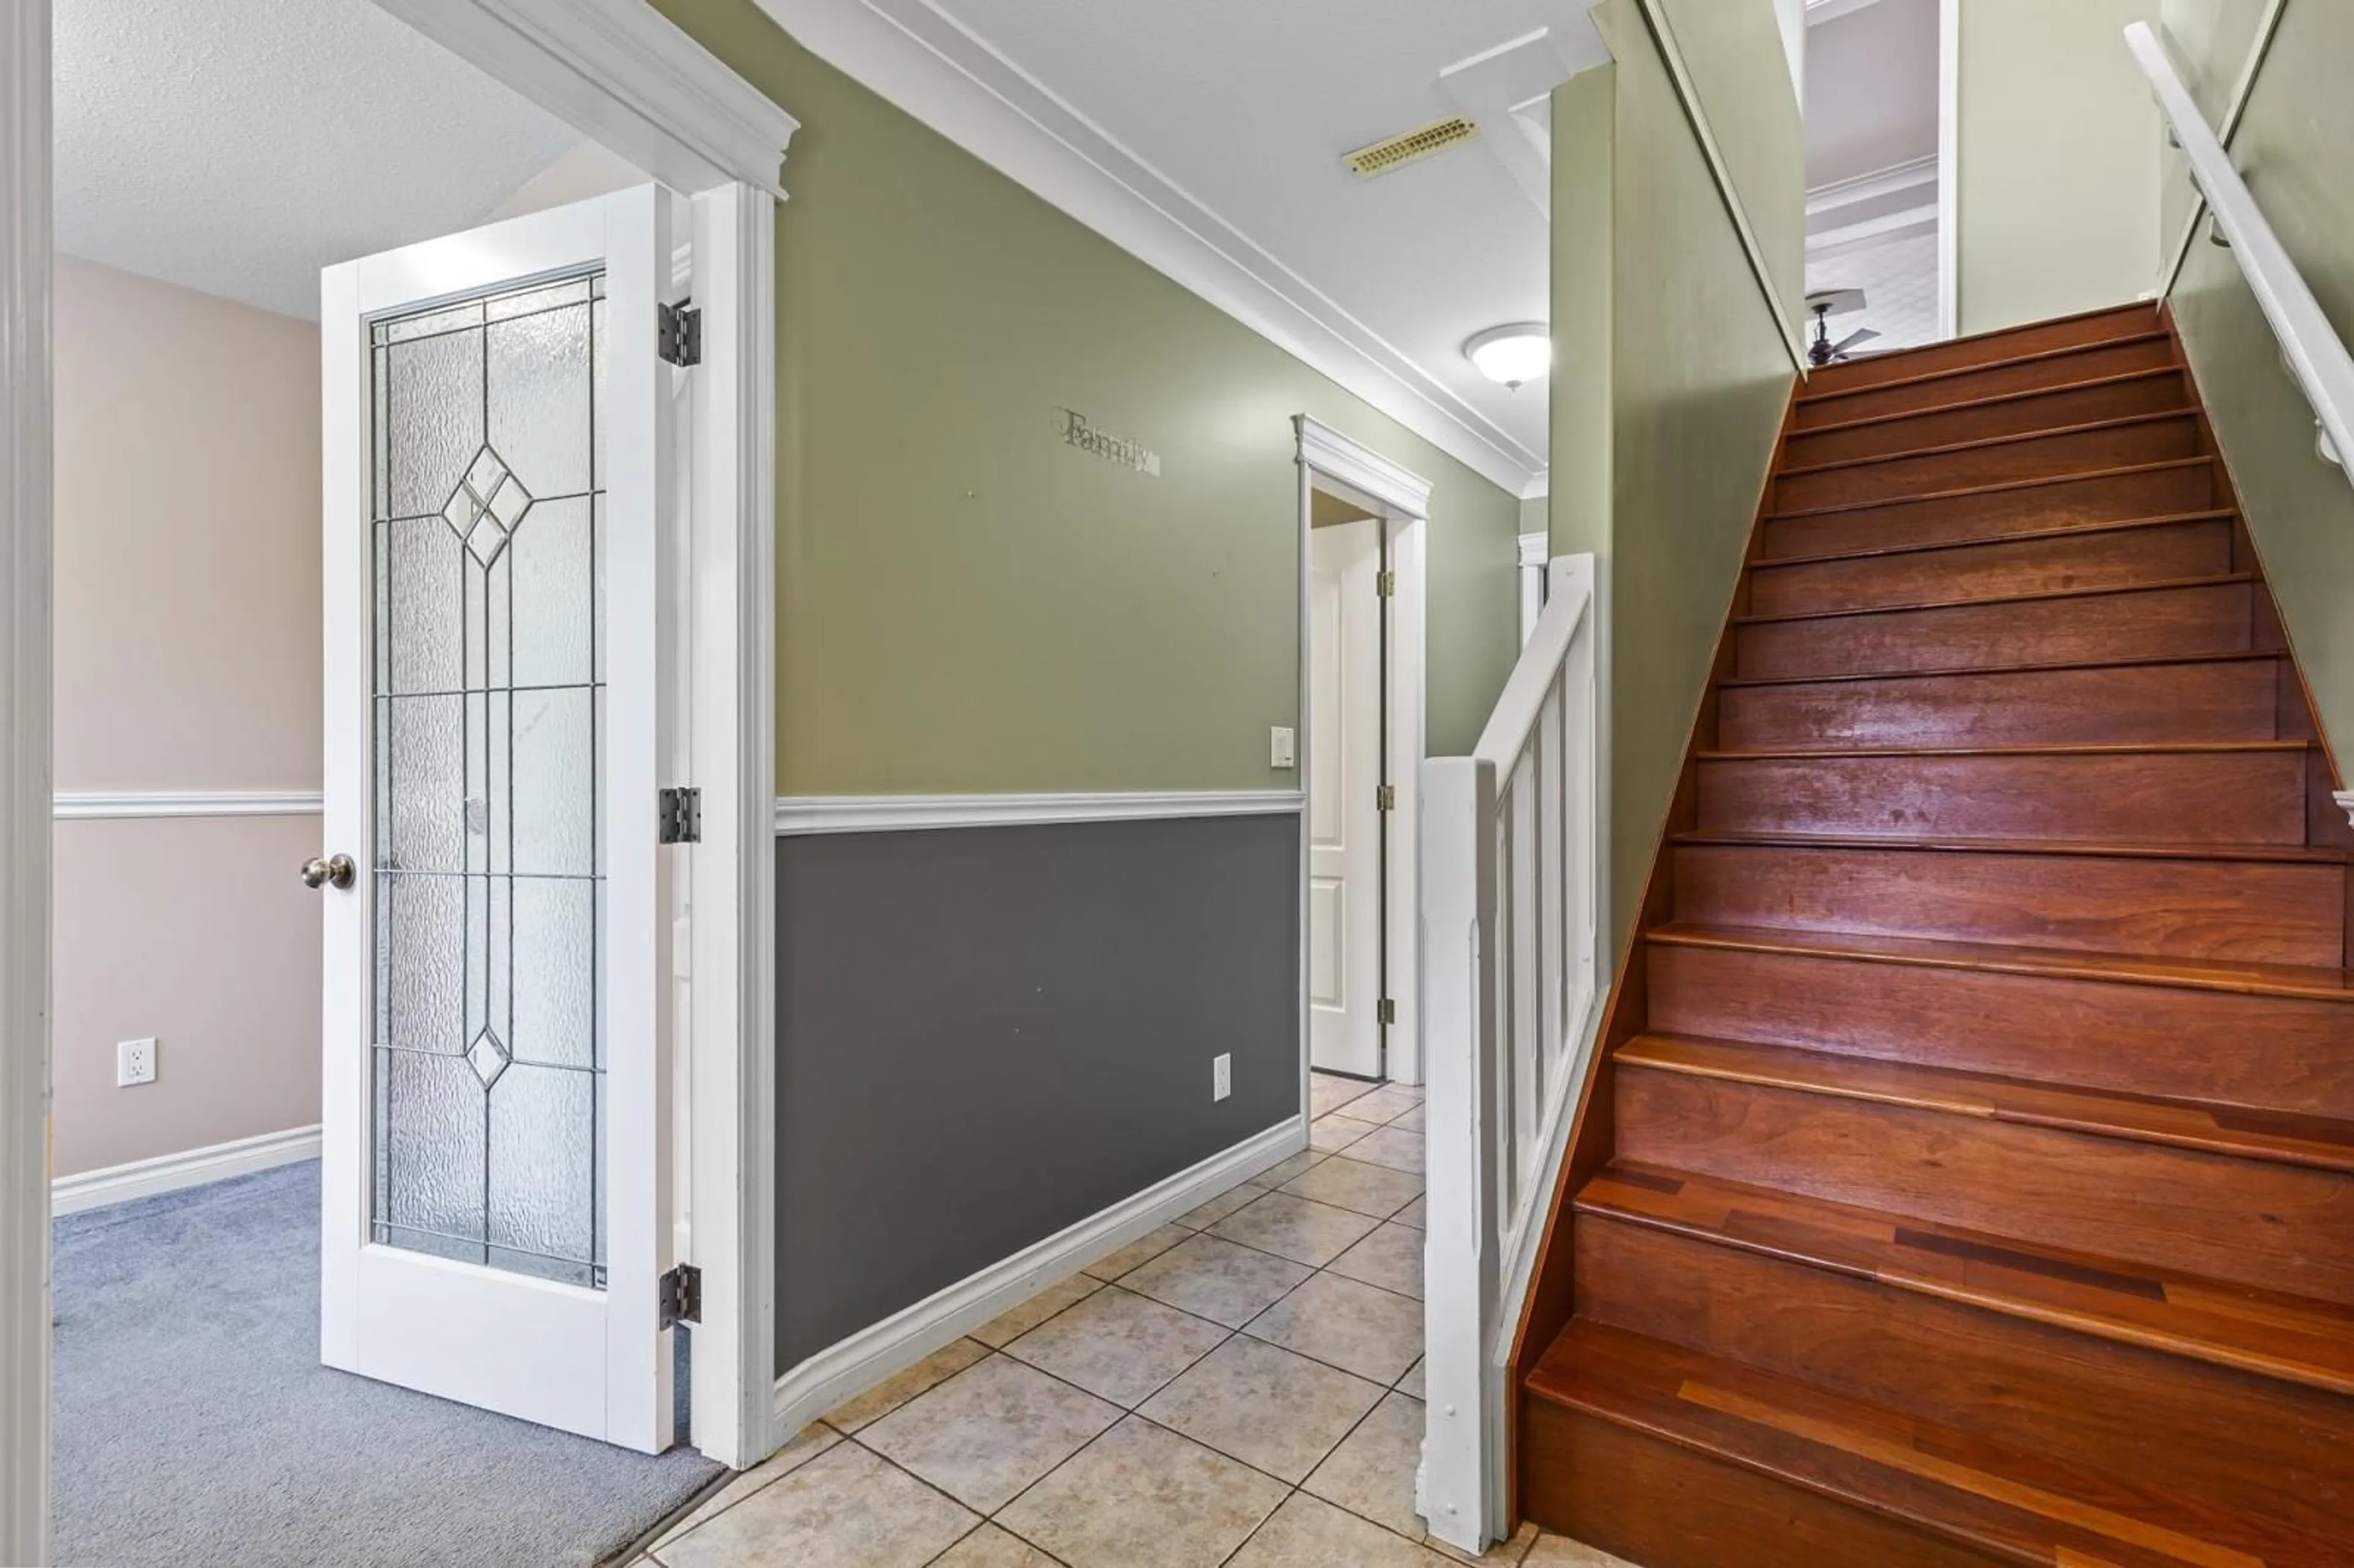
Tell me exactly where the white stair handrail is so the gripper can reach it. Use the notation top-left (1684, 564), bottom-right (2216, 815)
top-left (2127, 20), bottom-right (2354, 473)
top-left (1420, 553), bottom-right (1608, 1554)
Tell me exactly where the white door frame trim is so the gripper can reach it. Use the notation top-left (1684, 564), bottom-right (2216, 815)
top-left (1296, 418), bottom-right (1433, 1091)
top-left (376, 2), bottom-right (791, 1472)
top-left (2, 0), bottom-right (796, 1521)
top-left (0, 1), bottom-right (53, 1558)
top-left (1936, 0), bottom-right (1960, 339)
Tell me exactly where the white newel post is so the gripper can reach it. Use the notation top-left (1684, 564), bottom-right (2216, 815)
top-left (1420, 756), bottom-right (1504, 1553)
top-left (0, 1), bottom-right (53, 1559)
top-left (1419, 554), bottom-right (1604, 1556)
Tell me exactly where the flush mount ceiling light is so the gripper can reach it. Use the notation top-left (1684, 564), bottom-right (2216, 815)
top-left (1465, 323), bottom-right (1551, 389)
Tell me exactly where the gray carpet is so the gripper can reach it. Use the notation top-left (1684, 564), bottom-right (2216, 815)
top-left (52, 1162), bottom-right (723, 1568)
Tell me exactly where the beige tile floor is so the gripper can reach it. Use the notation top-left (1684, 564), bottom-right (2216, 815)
top-left (630, 1074), bottom-right (1633, 1568)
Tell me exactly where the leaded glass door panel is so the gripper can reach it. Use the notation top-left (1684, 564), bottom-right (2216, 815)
top-left (318, 188), bottom-right (674, 1452)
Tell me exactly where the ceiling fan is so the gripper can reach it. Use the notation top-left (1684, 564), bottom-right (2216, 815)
top-left (1805, 287), bottom-right (1881, 366)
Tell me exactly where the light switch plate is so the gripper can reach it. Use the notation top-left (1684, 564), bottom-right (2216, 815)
top-left (118, 1037), bottom-right (157, 1087)
top-left (1213, 1053), bottom-right (1232, 1102)
top-left (1270, 726), bottom-right (1297, 769)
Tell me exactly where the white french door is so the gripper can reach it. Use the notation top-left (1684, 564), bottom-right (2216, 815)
top-left (316, 187), bottom-right (679, 1450)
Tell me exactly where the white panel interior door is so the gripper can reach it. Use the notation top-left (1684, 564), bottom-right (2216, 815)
top-left (1308, 516), bottom-right (1384, 1079)
top-left (318, 186), bottom-right (677, 1450)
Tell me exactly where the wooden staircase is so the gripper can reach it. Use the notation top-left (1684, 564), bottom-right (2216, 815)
top-left (1512, 303), bottom-right (2354, 1566)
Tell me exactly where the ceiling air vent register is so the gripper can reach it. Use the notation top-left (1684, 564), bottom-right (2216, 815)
top-left (1344, 116), bottom-right (1482, 179)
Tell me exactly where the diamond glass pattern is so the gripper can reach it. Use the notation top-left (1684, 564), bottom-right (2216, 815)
top-left (370, 270), bottom-right (606, 1290)
top-left (466, 1029), bottom-right (512, 1089)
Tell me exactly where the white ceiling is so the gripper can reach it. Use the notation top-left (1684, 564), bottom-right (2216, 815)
top-left (761, 0), bottom-right (1609, 492)
top-left (54, 0), bottom-right (589, 320)
top-left (1804, 0), bottom-right (1938, 190)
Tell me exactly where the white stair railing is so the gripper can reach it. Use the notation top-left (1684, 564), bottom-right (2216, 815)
top-left (2127, 20), bottom-right (2354, 479)
top-left (1420, 553), bottom-right (1608, 1554)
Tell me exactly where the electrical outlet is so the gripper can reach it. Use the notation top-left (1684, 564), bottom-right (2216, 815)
top-left (1213, 1052), bottom-right (1232, 1102)
top-left (117, 1038), bottom-right (157, 1088)
top-left (1270, 726), bottom-right (1297, 769)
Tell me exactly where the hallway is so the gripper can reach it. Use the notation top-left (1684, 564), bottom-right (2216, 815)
top-left (629, 1076), bottom-right (1626, 1567)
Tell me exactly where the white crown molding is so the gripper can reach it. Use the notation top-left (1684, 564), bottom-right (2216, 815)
top-left (52, 791), bottom-right (324, 820)
top-left (1806, 153), bottom-right (1939, 218)
top-left (370, 0), bottom-right (799, 199)
top-left (775, 790), bottom-right (1305, 835)
top-left (51, 1124), bottom-right (321, 1216)
top-left (773, 1116), bottom-right (1302, 1436)
top-left (1297, 417), bottom-right (1436, 520)
top-left (1807, 202), bottom-right (1938, 263)
top-left (748, 0), bottom-right (1546, 496)
top-left (1805, 0), bottom-right (1892, 25)
top-left (1519, 473), bottom-right (1550, 501)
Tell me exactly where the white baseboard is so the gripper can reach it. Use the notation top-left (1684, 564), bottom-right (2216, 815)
top-left (51, 1124), bottom-right (321, 1215)
top-left (771, 1114), bottom-right (1307, 1436)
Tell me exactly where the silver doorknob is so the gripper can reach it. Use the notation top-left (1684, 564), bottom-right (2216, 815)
top-left (302, 853), bottom-right (357, 891)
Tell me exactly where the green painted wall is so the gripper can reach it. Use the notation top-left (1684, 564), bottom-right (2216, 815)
top-left (1956, 0), bottom-right (2162, 334)
top-left (1556, 2), bottom-right (1802, 953)
top-left (1549, 65), bottom-right (1616, 566)
top-left (649, 0), bottom-right (1525, 793)
top-left (1651, 0), bottom-right (1808, 335)
top-left (2165, 0), bottom-right (2354, 776)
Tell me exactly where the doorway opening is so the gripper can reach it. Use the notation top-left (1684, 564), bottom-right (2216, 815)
top-left (1295, 416), bottom-right (1430, 1102)
top-left (9, 1), bottom-right (790, 1562)
top-left (1799, 0), bottom-right (1953, 356)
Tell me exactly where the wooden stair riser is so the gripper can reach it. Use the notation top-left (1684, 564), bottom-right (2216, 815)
top-left (1785, 373), bottom-right (2188, 468)
top-left (1674, 842), bottom-right (2347, 965)
top-left (1794, 336), bottom-right (2178, 428)
top-left (1748, 519), bottom-right (2234, 617)
top-left (1647, 940), bottom-right (2354, 1119)
top-left (1694, 749), bottom-right (2308, 845)
top-left (1520, 1402), bottom-right (2013, 1568)
top-left (1734, 581), bottom-right (2254, 681)
top-left (1804, 306), bottom-right (2160, 397)
top-left (1718, 659), bottom-right (2282, 750)
top-left (1613, 1068), bottom-right (2354, 1306)
top-left (1774, 417), bottom-right (2200, 512)
top-left (1572, 1216), bottom-right (2354, 1546)
top-left (1764, 462), bottom-right (2215, 559)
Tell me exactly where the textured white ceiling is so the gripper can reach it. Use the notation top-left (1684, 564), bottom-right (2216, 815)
top-left (55, 0), bottom-right (588, 320)
top-left (849, 0), bottom-right (1605, 476)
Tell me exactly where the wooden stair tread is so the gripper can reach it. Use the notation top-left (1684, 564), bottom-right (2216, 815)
top-left (1717, 647), bottom-right (2281, 690)
top-left (1764, 455), bottom-right (2213, 522)
top-left (1526, 1319), bottom-right (2345, 1566)
top-left (1674, 829), bottom-right (2348, 865)
top-left (1753, 509), bottom-right (2237, 570)
top-left (1797, 320), bottom-right (2166, 407)
top-left (1618, 1033), bottom-right (2354, 1174)
top-left (1697, 740), bottom-right (2312, 760)
top-left (1648, 922), bottom-right (2354, 1004)
top-left (1575, 1163), bottom-right (2354, 1399)
top-left (1792, 366), bottom-right (2189, 440)
top-left (1732, 573), bottom-right (2252, 626)
top-left (1777, 410), bottom-right (2196, 481)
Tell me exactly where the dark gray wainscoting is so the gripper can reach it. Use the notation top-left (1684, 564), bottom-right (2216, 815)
top-left (774, 810), bottom-right (1301, 1368)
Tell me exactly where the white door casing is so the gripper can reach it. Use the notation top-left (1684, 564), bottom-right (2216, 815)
top-left (319, 186), bottom-right (677, 1451)
top-left (1307, 516), bottom-right (1384, 1080)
